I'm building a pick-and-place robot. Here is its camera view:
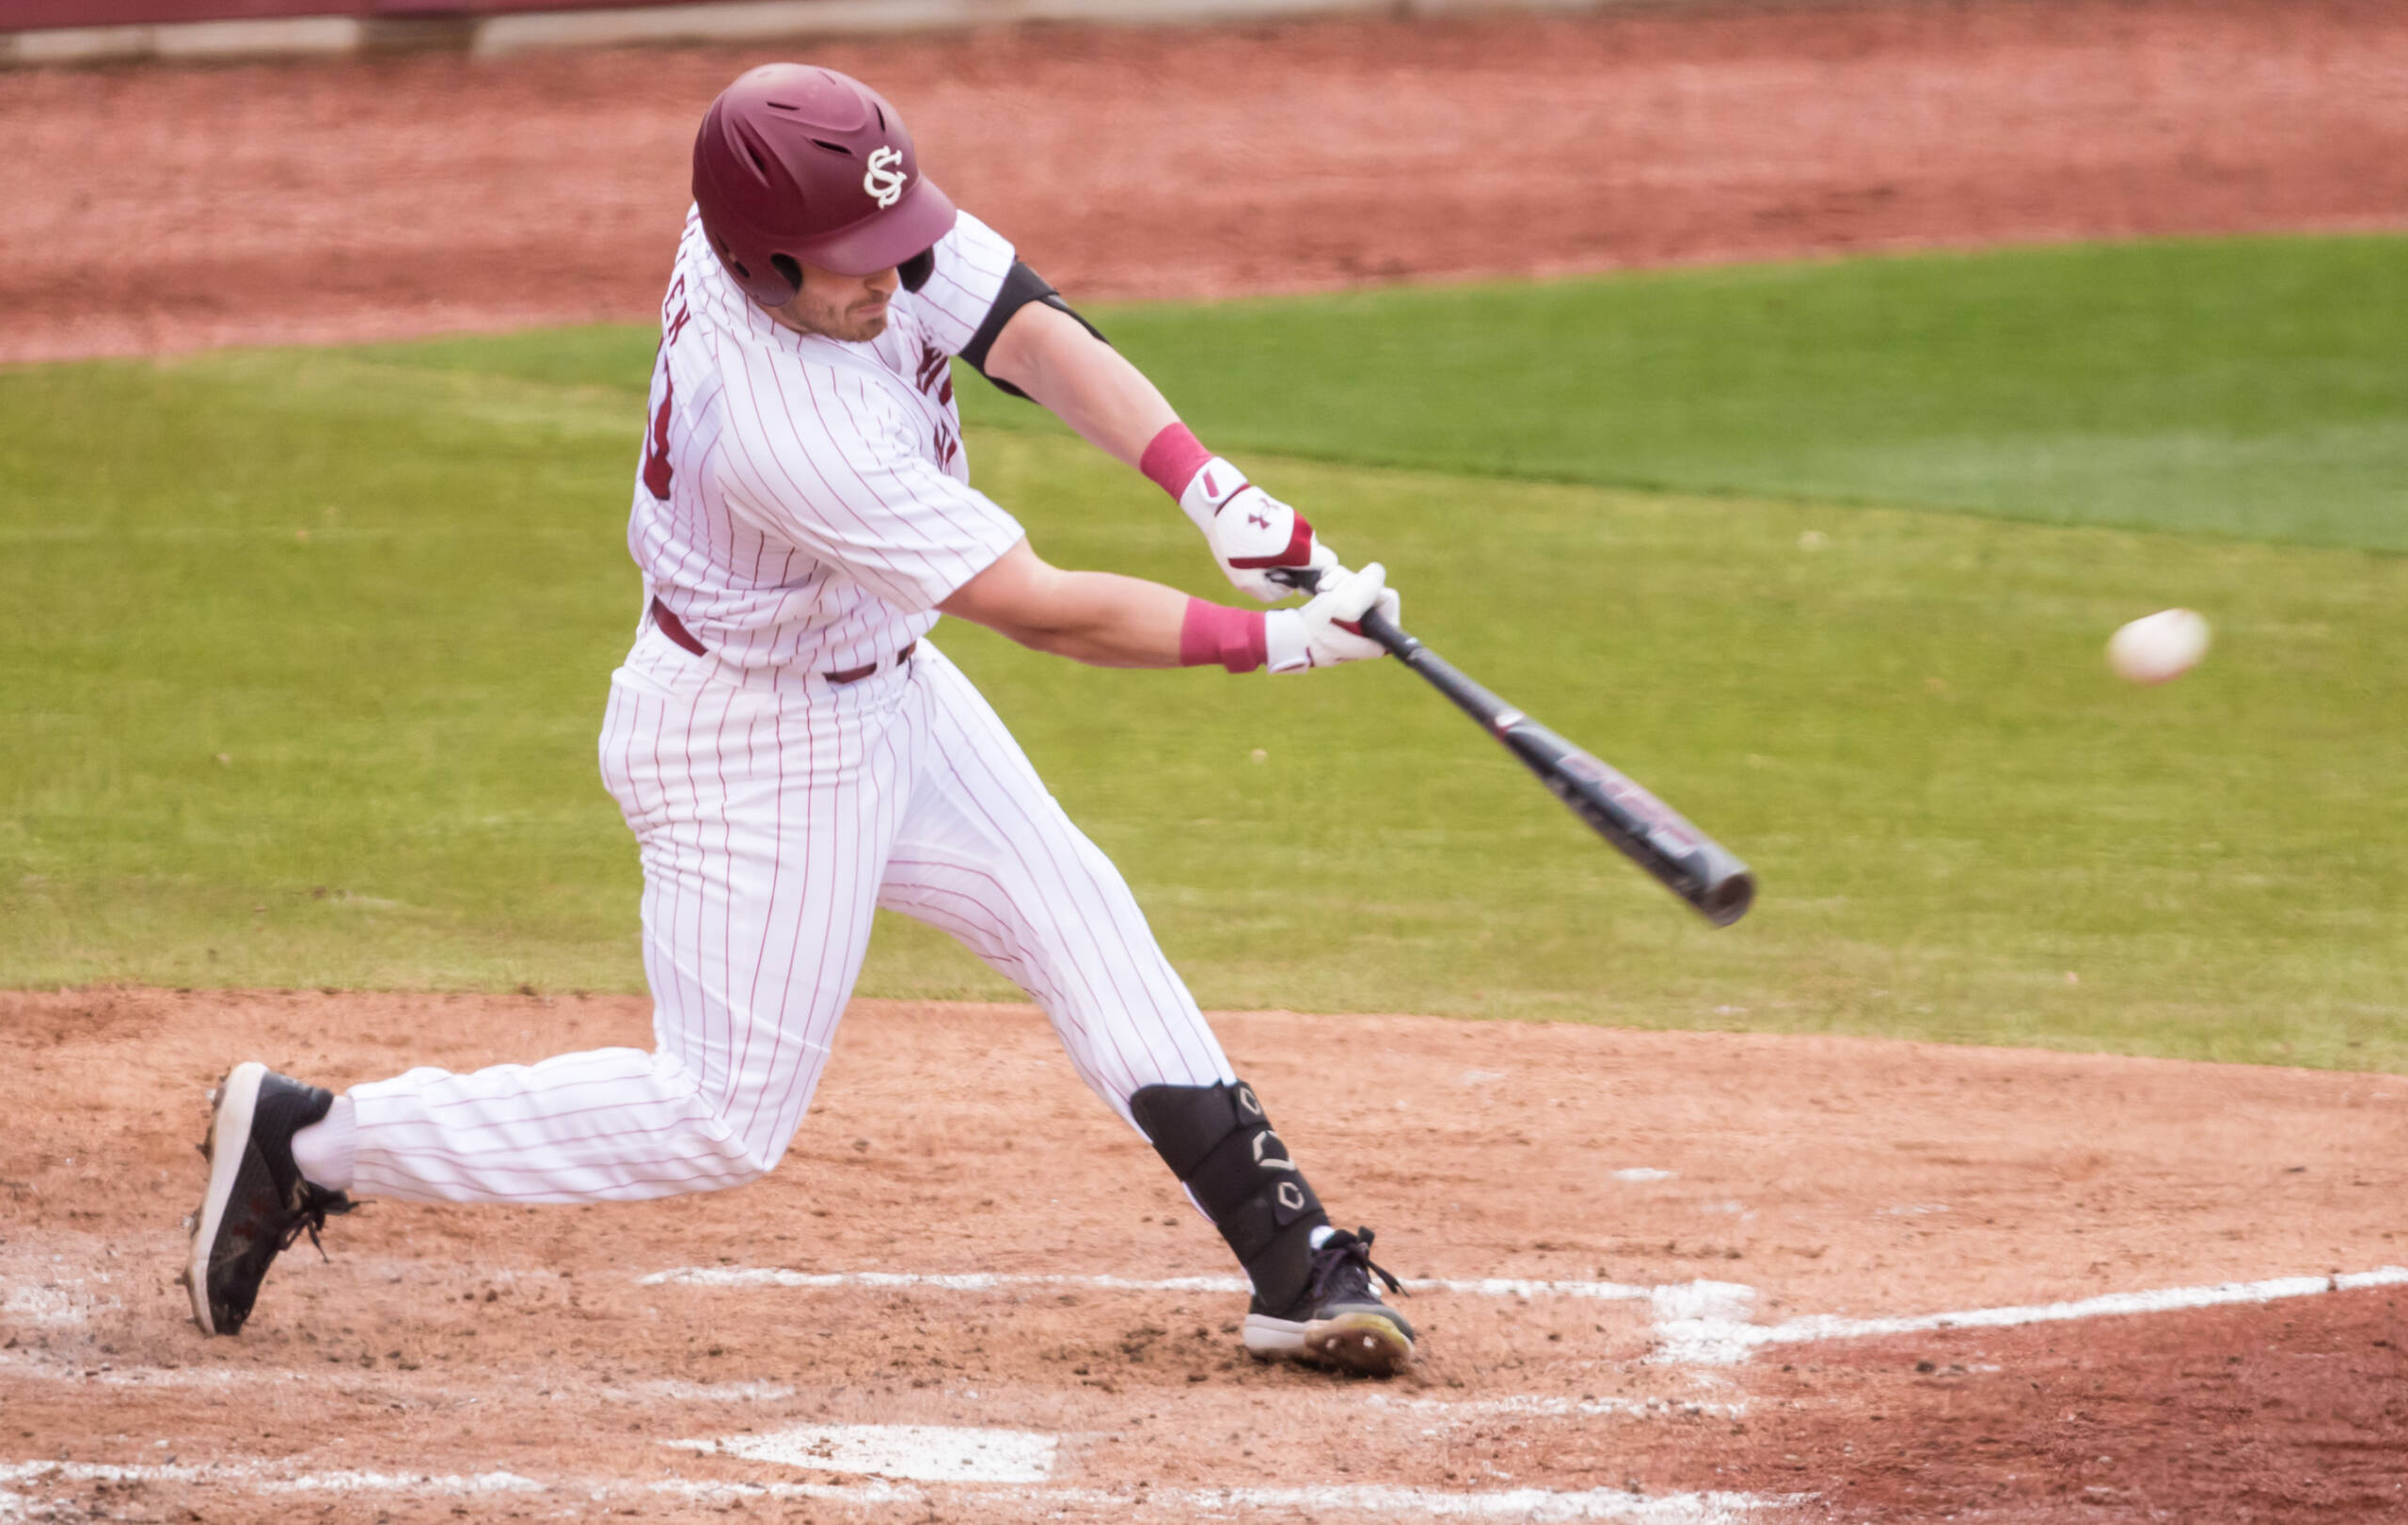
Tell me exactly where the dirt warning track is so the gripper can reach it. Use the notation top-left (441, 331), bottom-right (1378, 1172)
top-left (5, 0), bottom-right (2408, 362)
top-left (4, 989), bottom-right (2402, 1520)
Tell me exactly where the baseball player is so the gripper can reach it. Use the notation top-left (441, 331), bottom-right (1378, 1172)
top-left (185, 64), bottom-right (1415, 1376)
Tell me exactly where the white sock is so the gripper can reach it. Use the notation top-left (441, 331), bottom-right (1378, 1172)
top-left (1308, 1223), bottom-right (1336, 1251)
top-left (291, 1093), bottom-right (357, 1192)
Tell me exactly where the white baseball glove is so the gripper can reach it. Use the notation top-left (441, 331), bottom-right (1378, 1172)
top-left (1178, 457), bottom-right (1340, 604)
top-left (1264, 564), bottom-right (1400, 674)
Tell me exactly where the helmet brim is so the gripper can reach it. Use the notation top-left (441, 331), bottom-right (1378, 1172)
top-left (798, 177), bottom-right (959, 278)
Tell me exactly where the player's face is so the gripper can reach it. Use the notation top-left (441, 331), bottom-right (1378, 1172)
top-left (767, 262), bottom-right (900, 342)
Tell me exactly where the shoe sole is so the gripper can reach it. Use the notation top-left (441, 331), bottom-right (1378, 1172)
top-left (182, 1061), bottom-right (267, 1337)
top-left (1243, 1310), bottom-right (1414, 1376)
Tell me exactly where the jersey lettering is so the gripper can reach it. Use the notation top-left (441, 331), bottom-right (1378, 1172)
top-left (661, 273), bottom-right (692, 348)
top-left (642, 359), bottom-right (675, 501)
top-left (915, 342), bottom-right (947, 393)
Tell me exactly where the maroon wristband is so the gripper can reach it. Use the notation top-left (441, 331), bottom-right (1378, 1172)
top-left (1179, 597), bottom-right (1267, 673)
top-left (1141, 421), bottom-right (1214, 500)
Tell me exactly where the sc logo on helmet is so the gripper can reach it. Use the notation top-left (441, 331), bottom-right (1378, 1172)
top-left (863, 146), bottom-right (908, 209)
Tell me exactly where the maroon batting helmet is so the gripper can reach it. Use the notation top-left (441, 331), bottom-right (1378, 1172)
top-left (691, 64), bottom-right (958, 308)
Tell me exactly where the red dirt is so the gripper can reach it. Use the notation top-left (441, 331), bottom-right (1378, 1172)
top-left (5, 0), bottom-right (2408, 361)
top-left (4, 988), bottom-right (2404, 1519)
top-left (1753, 1295), bottom-right (2408, 1521)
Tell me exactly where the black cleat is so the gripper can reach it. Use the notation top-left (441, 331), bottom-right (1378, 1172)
top-left (1242, 1226), bottom-right (1414, 1375)
top-left (182, 1062), bottom-right (353, 1336)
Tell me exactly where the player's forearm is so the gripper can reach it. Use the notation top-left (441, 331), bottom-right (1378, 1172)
top-left (940, 539), bottom-right (1386, 675)
top-left (997, 568), bottom-right (1194, 668)
top-left (942, 541), bottom-right (1190, 667)
top-left (981, 303), bottom-right (1178, 469)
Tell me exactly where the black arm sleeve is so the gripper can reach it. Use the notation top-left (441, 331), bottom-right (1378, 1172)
top-left (956, 260), bottom-right (1110, 402)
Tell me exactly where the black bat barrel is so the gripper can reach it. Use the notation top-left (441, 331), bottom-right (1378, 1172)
top-left (1499, 719), bottom-right (1757, 926)
top-left (1359, 608), bottom-right (1756, 928)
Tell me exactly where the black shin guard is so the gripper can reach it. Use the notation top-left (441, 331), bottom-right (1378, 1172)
top-left (1129, 1079), bottom-right (1327, 1316)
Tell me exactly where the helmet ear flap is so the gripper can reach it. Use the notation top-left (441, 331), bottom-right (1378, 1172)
top-left (769, 254), bottom-right (803, 300)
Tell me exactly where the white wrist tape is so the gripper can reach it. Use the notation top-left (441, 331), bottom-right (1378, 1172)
top-left (1262, 609), bottom-right (1310, 675)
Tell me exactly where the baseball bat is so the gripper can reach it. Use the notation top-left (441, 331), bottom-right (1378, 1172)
top-left (1281, 569), bottom-right (1756, 927)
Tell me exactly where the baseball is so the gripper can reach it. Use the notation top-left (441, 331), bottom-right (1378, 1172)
top-left (2106, 608), bottom-right (2210, 684)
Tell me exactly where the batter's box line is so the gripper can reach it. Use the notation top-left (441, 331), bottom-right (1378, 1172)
top-left (1654, 1264), bottom-right (2408, 1365)
top-left (635, 1265), bottom-right (1701, 1303)
top-left (0, 1460), bottom-right (1794, 1523)
top-left (642, 1263), bottom-right (2408, 1369)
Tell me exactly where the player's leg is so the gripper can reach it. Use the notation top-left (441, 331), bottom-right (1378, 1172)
top-left (875, 644), bottom-right (1228, 1104)
top-left (185, 639), bottom-right (900, 1333)
top-left (874, 643), bottom-right (1411, 1374)
top-left (348, 658), bottom-right (897, 1199)
top-left (338, 668), bottom-right (896, 1199)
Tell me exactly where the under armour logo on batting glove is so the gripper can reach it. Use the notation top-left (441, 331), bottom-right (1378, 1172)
top-left (1179, 457), bottom-right (1341, 604)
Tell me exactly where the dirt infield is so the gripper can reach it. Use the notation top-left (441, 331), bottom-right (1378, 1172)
top-left (5, 0), bottom-right (2408, 361)
top-left (4, 988), bottom-right (2403, 1520)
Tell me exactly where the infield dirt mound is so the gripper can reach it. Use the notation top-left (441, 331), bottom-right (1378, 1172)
top-left (5, 0), bottom-right (2407, 361)
top-left (4, 988), bottom-right (2402, 1520)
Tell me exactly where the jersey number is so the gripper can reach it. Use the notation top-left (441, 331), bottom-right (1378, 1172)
top-left (642, 357), bottom-right (675, 501)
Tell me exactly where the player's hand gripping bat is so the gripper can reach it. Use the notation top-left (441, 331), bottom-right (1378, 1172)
top-left (1275, 568), bottom-right (1755, 927)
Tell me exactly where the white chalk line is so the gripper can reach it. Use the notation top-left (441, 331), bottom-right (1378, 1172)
top-left (0, 1265), bottom-right (128, 1331)
top-left (642, 1266), bottom-right (1254, 1294)
top-left (1, 1284), bottom-right (106, 1329)
top-left (1365, 1393), bottom-right (1747, 1422)
top-left (0, 1459), bottom-right (1786, 1521)
top-left (636, 1261), bottom-right (2408, 1367)
top-left (0, 1461), bottom-right (544, 1496)
top-left (0, 1347), bottom-right (804, 1406)
top-left (33, 1265), bottom-right (2391, 1508)
top-left (669, 1422), bottom-right (1057, 1483)
top-left (0, 1347), bottom-right (1733, 1434)
top-left (1656, 1264), bottom-right (2408, 1365)
top-left (1093, 1485), bottom-right (1786, 1521)
top-left (640, 1265), bottom-right (1664, 1301)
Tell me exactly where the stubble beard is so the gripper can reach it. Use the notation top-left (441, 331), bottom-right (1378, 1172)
top-left (772, 294), bottom-right (889, 344)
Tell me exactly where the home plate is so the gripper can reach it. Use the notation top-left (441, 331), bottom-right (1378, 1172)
top-left (665, 1423), bottom-right (1057, 1483)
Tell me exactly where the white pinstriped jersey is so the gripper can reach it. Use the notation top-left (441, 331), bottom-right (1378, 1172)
top-left (341, 211), bottom-right (1242, 1202)
top-left (629, 207), bottom-right (1023, 673)
top-left (307, 195), bottom-right (1256, 1271)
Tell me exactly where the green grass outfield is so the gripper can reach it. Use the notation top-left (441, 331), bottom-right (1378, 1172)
top-left (3, 235), bottom-right (2402, 1070)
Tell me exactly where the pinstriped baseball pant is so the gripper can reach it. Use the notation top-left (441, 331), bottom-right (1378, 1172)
top-left (345, 626), bottom-right (1235, 1203)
